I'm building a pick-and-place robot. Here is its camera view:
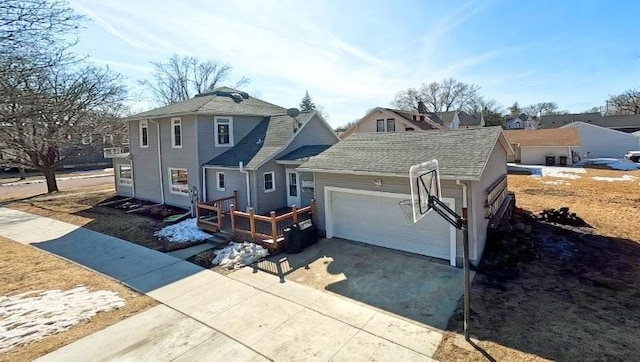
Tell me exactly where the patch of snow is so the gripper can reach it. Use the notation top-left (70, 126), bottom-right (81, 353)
top-left (0, 286), bottom-right (125, 353)
top-left (592, 175), bottom-right (638, 182)
top-left (154, 218), bottom-right (211, 243)
top-left (212, 242), bottom-right (269, 269)
top-left (575, 158), bottom-right (640, 171)
top-left (541, 168), bottom-right (583, 179)
top-left (542, 180), bottom-right (569, 185)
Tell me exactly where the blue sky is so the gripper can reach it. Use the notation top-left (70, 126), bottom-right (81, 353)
top-left (70, 0), bottom-right (640, 127)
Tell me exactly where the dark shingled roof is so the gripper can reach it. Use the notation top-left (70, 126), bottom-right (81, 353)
top-left (278, 145), bottom-right (332, 161)
top-left (382, 109), bottom-right (443, 130)
top-left (205, 112), bottom-right (315, 169)
top-left (298, 126), bottom-right (505, 180)
top-left (126, 87), bottom-right (287, 120)
top-left (458, 111), bottom-right (483, 127)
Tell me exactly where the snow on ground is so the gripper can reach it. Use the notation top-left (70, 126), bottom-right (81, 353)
top-left (0, 286), bottom-right (125, 353)
top-left (542, 180), bottom-right (570, 185)
top-left (509, 164), bottom-right (586, 179)
top-left (154, 218), bottom-right (211, 243)
top-left (212, 242), bottom-right (269, 269)
top-left (592, 175), bottom-right (638, 182)
top-left (575, 158), bottom-right (640, 171)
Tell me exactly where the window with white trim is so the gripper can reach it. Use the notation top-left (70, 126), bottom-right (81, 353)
top-left (216, 172), bottom-right (225, 191)
top-left (386, 119), bottom-right (395, 132)
top-left (376, 119), bottom-right (384, 132)
top-left (214, 116), bottom-right (234, 147)
top-left (117, 164), bottom-right (132, 185)
top-left (169, 168), bottom-right (189, 194)
top-left (171, 118), bottom-right (182, 148)
top-left (139, 120), bottom-right (149, 147)
top-left (263, 172), bottom-right (275, 192)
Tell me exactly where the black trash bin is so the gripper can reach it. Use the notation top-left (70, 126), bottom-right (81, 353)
top-left (283, 219), bottom-right (318, 254)
top-left (545, 156), bottom-right (556, 166)
top-left (559, 156), bottom-right (568, 166)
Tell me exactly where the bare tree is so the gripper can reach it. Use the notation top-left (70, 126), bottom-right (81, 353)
top-left (524, 102), bottom-right (559, 117)
top-left (0, 0), bottom-right (127, 193)
top-left (1, 65), bottom-right (127, 192)
top-left (607, 89), bottom-right (640, 115)
top-left (139, 54), bottom-right (250, 105)
top-left (393, 78), bottom-right (481, 113)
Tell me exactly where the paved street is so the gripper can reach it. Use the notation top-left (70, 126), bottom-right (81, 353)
top-left (0, 208), bottom-right (442, 361)
top-left (0, 171), bottom-right (113, 200)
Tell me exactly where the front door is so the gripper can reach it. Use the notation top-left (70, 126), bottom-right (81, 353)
top-left (286, 169), bottom-right (301, 207)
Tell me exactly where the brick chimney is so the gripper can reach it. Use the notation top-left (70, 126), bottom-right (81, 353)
top-left (417, 101), bottom-right (428, 114)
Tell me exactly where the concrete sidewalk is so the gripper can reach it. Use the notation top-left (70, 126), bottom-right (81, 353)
top-left (0, 208), bottom-right (441, 361)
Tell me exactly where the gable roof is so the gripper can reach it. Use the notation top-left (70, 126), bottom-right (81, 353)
top-left (434, 111), bottom-right (456, 128)
top-left (298, 126), bottom-right (510, 180)
top-left (598, 114), bottom-right (640, 129)
top-left (205, 111), bottom-right (316, 169)
top-left (383, 109), bottom-right (443, 130)
top-left (277, 145), bottom-right (332, 161)
top-left (457, 111), bottom-right (483, 127)
top-left (504, 128), bottom-right (580, 147)
top-left (560, 121), bottom-right (640, 138)
top-left (538, 112), bottom-right (601, 129)
top-left (126, 87), bottom-right (287, 121)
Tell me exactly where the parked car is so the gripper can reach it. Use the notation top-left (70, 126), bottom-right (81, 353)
top-left (625, 151), bottom-right (640, 162)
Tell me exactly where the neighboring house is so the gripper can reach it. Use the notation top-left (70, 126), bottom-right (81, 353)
top-left (298, 127), bottom-right (514, 267)
top-left (436, 111), bottom-right (484, 129)
top-left (339, 107), bottom-right (442, 139)
top-left (561, 121), bottom-right (640, 159)
top-left (539, 112), bottom-right (640, 133)
top-left (505, 114), bottom-right (539, 130)
top-left (111, 87), bottom-right (339, 213)
top-left (504, 128), bottom-right (581, 165)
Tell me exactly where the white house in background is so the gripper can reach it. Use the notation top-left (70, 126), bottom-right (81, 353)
top-left (504, 128), bottom-right (581, 165)
top-left (505, 114), bottom-right (539, 130)
top-left (561, 121), bottom-right (640, 159)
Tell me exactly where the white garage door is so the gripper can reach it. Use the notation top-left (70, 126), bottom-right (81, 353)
top-left (327, 189), bottom-right (455, 263)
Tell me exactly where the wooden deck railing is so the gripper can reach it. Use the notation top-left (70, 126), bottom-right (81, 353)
top-left (485, 174), bottom-right (508, 218)
top-left (230, 200), bottom-right (315, 250)
top-left (196, 191), bottom-right (238, 232)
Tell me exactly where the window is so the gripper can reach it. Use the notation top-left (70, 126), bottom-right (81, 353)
top-left (216, 172), bottom-right (225, 191)
top-left (376, 119), bottom-right (384, 132)
top-left (263, 172), bottom-right (275, 192)
top-left (171, 118), bottom-right (182, 148)
top-left (140, 120), bottom-right (149, 148)
top-left (386, 119), bottom-right (395, 132)
top-left (215, 116), bottom-right (234, 146)
top-left (288, 172), bottom-right (298, 197)
top-left (103, 134), bottom-right (114, 144)
top-left (118, 164), bottom-right (132, 185)
top-left (515, 121), bottom-right (521, 129)
top-left (169, 168), bottom-right (189, 194)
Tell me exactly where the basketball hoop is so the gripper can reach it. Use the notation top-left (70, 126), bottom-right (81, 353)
top-left (399, 199), bottom-right (418, 224)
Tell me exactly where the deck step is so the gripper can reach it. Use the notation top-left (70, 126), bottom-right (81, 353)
top-left (208, 231), bottom-right (233, 244)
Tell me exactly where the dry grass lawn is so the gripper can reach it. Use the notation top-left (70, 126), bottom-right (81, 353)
top-left (0, 236), bottom-right (157, 361)
top-left (435, 168), bottom-right (640, 361)
top-left (0, 184), bottom-right (188, 252)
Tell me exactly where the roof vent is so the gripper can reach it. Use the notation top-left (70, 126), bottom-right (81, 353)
top-left (287, 108), bottom-right (300, 117)
top-left (231, 93), bottom-right (243, 103)
top-left (256, 138), bottom-right (263, 145)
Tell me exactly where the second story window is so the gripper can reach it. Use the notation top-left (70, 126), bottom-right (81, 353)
top-left (386, 119), bottom-right (395, 132)
top-left (215, 116), bottom-right (234, 147)
top-left (140, 120), bottom-right (149, 148)
top-left (172, 118), bottom-right (182, 148)
top-left (376, 119), bottom-right (384, 132)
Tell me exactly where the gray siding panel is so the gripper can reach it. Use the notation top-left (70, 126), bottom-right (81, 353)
top-left (471, 142), bottom-right (508, 262)
top-left (204, 168), bottom-right (248, 211)
top-left (254, 159), bottom-right (287, 214)
top-left (276, 115), bottom-right (338, 160)
top-left (129, 119), bottom-right (162, 203)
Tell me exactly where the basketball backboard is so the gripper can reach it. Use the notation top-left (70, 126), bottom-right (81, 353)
top-left (401, 159), bottom-right (441, 223)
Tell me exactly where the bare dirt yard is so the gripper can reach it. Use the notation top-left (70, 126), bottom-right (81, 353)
top-left (435, 168), bottom-right (640, 361)
top-left (0, 184), bottom-right (200, 252)
top-left (0, 236), bottom-right (157, 361)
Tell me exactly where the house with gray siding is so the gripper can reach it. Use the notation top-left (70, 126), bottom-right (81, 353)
top-left (297, 126), bottom-right (513, 267)
top-left (110, 87), bottom-right (339, 213)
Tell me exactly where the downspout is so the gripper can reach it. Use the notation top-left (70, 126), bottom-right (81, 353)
top-left (456, 179), bottom-right (471, 341)
top-left (149, 120), bottom-right (165, 204)
top-left (202, 166), bottom-right (207, 201)
top-left (239, 161), bottom-right (251, 210)
top-left (130, 158), bottom-right (135, 198)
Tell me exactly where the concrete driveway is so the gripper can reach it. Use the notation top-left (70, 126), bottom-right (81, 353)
top-left (251, 238), bottom-right (466, 330)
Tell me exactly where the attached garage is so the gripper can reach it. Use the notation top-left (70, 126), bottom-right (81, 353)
top-left (298, 127), bottom-right (514, 267)
top-left (325, 187), bottom-right (456, 264)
